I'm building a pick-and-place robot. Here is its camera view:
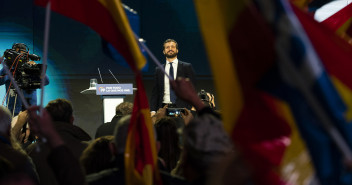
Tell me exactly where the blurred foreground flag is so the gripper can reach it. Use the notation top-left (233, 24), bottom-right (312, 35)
top-left (290, 0), bottom-right (311, 10)
top-left (321, 2), bottom-right (352, 43)
top-left (125, 73), bottom-right (162, 185)
top-left (194, 0), bottom-right (298, 184)
top-left (195, 0), bottom-right (352, 184)
top-left (291, 0), bottom-right (352, 184)
top-left (35, 0), bottom-right (146, 71)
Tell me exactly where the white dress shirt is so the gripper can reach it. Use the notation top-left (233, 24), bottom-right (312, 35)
top-left (163, 58), bottom-right (178, 104)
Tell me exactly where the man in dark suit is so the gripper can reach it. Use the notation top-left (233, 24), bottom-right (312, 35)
top-left (150, 39), bottom-right (196, 113)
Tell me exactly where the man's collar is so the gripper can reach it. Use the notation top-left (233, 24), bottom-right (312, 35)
top-left (166, 58), bottom-right (178, 64)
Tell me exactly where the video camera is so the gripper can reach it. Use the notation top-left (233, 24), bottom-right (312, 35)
top-left (15, 63), bottom-right (45, 90)
top-left (2, 43), bottom-right (44, 91)
top-left (3, 43), bottom-right (40, 67)
top-left (198, 89), bottom-right (209, 102)
top-left (198, 89), bottom-right (215, 109)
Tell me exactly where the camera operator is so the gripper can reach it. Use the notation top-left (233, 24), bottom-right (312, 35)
top-left (0, 43), bottom-right (49, 116)
top-left (197, 89), bottom-right (216, 110)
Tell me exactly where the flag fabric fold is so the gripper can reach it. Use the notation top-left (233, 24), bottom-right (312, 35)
top-left (321, 2), bottom-right (352, 37)
top-left (195, 0), bottom-right (352, 184)
top-left (194, 0), bottom-right (295, 184)
top-left (125, 72), bottom-right (161, 185)
top-left (35, 0), bottom-right (145, 71)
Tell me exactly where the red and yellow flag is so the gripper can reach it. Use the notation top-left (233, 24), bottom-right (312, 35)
top-left (125, 73), bottom-right (161, 185)
top-left (35, 0), bottom-right (145, 71)
top-left (321, 2), bottom-right (352, 43)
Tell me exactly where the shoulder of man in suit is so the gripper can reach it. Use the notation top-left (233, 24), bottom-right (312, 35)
top-left (179, 61), bottom-right (193, 66)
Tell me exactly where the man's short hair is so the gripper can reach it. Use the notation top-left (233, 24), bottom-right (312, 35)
top-left (115, 102), bottom-right (133, 116)
top-left (0, 106), bottom-right (11, 135)
top-left (163, 39), bottom-right (178, 49)
top-left (45, 99), bottom-right (73, 123)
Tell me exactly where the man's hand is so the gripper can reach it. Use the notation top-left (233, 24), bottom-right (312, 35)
top-left (11, 110), bottom-right (29, 142)
top-left (155, 105), bottom-right (167, 120)
top-left (27, 61), bottom-right (36, 65)
top-left (152, 105), bottom-right (167, 124)
top-left (181, 108), bottom-right (193, 125)
top-left (170, 77), bottom-right (206, 111)
top-left (17, 110), bottom-right (29, 124)
top-left (27, 106), bottom-right (64, 148)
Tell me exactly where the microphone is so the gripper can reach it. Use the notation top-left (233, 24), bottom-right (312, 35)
top-left (97, 68), bottom-right (104, 84)
top-left (109, 69), bottom-right (120, 83)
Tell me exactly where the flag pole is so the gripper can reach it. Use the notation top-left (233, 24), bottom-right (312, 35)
top-left (0, 58), bottom-right (29, 110)
top-left (39, 0), bottom-right (51, 116)
top-left (133, 33), bottom-right (173, 81)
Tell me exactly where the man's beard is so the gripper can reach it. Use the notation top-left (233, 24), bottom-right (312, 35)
top-left (164, 51), bottom-right (178, 58)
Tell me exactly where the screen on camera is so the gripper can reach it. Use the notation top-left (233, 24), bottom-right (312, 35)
top-left (166, 108), bottom-right (185, 117)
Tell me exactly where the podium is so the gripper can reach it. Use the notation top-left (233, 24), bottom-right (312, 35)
top-left (81, 82), bottom-right (133, 123)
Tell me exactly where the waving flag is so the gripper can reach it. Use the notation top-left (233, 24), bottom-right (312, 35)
top-left (194, 0), bottom-right (301, 184)
top-left (35, 0), bottom-right (145, 71)
top-left (195, 0), bottom-right (352, 184)
top-left (290, 0), bottom-right (311, 10)
top-left (291, 2), bottom-right (352, 184)
top-left (34, 1), bottom-right (161, 185)
top-left (321, 2), bottom-right (352, 42)
top-left (255, 0), bottom-right (352, 184)
top-left (125, 73), bottom-right (161, 185)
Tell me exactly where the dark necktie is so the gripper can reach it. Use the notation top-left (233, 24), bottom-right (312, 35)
top-left (169, 62), bottom-right (176, 103)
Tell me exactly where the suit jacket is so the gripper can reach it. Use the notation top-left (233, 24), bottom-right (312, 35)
top-left (95, 115), bottom-right (123, 139)
top-left (27, 121), bottom-right (91, 185)
top-left (150, 60), bottom-right (196, 111)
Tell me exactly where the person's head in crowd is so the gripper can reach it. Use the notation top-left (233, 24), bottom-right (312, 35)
top-left (0, 106), bottom-right (12, 139)
top-left (95, 102), bottom-right (133, 139)
top-left (45, 98), bottom-right (73, 124)
top-left (154, 117), bottom-right (181, 172)
top-left (0, 107), bottom-right (38, 184)
top-left (80, 136), bottom-right (115, 175)
top-left (0, 157), bottom-right (35, 185)
top-left (115, 102), bottom-right (133, 116)
top-left (181, 114), bottom-right (233, 182)
top-left (113, 115), bottom-right (132, 155)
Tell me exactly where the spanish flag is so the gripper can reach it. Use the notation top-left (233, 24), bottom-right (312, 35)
top-left (125, 72), bottom-right (161, 185)
top-left (35, 0), bottom-right (145, 72)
